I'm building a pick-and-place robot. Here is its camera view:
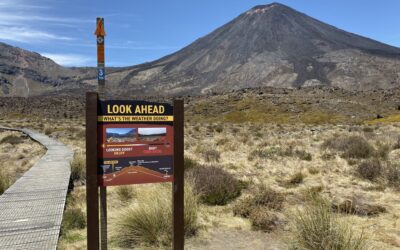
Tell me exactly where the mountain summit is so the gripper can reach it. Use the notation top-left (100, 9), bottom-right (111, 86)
top-left (101, 2), bottom-right (400, 95)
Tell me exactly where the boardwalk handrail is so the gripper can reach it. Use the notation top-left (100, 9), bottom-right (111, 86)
top-left (0, 126), bottom-right (73, 249)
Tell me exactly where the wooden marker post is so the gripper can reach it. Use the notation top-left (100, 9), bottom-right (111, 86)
top-left (95, 17), bottom-right (106, 95)
top-left (86, 92), bottom-right (99, 250)
top-left (94, 17), bottom-right (108, 250)
top-left (173, 99), bottom-right (184, 250)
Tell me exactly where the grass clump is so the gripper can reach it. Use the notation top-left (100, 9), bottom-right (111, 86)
top-left (291, 196), bottom-right (368, 250)
top-left (61, 208), bottom-right (86, 232)
top-left (0, 169), bottom-right (10, 194)
top-left (233, 186), bottom-right (284, 232)
top-left (184, 156), bottom-right (198, 170)
top-left (0, 134), bottom-right (24, 145)
top-left (286, 172), bottom-right (305, 187)
top-left (322, 135), bottom-right (374, 159)
top-left (356, 159), bottom-right (382, 181)
top-left (116, 186), bottom-right (135, 203)
top-left (114, 182), bottom-right (199, 248)
top-left (189, 166), bottom-right (244, 205)
top-left (70, 151), bottom-right (85, 182)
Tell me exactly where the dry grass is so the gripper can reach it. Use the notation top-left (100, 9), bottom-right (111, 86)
top-left (70, 151), bottom-right (85, 183)
top-left (291, 196), bottom-right (368, 250)
top-left (113, 181), bottom-right (199, 248)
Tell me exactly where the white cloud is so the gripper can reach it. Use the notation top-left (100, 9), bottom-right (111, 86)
top-left (0, 26), bottom-right (73, 43)
top-left (41, 53), bottom-right (92, 66)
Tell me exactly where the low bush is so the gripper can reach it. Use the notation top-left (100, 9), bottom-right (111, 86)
top-left (356, 159), bottom-right (382, 181)
top-left (116, 186), bottom-right (135, 203)
top-left (70, 151), bottom-right (86, 182)
top-left (291, 196), bottom-right (368, 250)
top-left (189, 166), bottom-right (244, 205)
top-left (114, 182), bottom-right (199, 247)
top-left (233, 186), bottom-right (284, 218)
top-left (385, 163), bottom-right (400, 188)
top-left (0, 135), bottom-right (24, 145)
top-left (322, 135), bottom-right (374, 159)
top-left (249, 208), bottom-right (279, 232)
top-left (44, 126), bottom-right (54, 135)
top-left (332, 198), bottom-right (386, 217)
top-left (61, 208), bottom-right (86, 232)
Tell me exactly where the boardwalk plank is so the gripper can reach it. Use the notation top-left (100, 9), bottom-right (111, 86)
top-left (0, 126), bottom-right (73, 250)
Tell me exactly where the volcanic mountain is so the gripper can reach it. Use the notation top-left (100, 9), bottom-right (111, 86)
top-left (1, 3), bottom-right (400, 97)
top-left (98, 2), bottom-right (400, 96)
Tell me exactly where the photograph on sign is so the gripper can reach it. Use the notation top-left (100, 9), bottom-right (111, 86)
top-left (106, 128), bottom-right (137, 143)
top-left (97, 100), bottom-right (174, 186)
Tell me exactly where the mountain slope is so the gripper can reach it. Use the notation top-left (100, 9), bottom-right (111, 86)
top-left (99, 2), bottom-right (400, 96)
top-left (0, 42), bottom-right (96, 96)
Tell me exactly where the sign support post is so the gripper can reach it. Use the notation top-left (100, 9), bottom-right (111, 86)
top-left (86, 92), bottom-right (99, 250)
top-left (95, 17), bottom-right (108, 250)
top-left (173, 99), bottom-right (184, 250)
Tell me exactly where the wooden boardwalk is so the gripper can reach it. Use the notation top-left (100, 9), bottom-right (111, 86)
top-left (0, 127), bottom-right (73, 249)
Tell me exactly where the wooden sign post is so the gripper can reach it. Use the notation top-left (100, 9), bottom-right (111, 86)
top-left (86, 95), bottom-right (185, 249)
top-left (87, 17), bottom-right (184, 250)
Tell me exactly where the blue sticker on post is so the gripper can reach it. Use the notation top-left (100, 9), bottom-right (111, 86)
top-left (98, 68), bottom-right (105, 80)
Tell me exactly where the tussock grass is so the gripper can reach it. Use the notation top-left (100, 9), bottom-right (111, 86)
top-left (114, 181), bottom-right (199, 248)
top-left (291, 196), bottom-right (368, 250)
top-left (70, 151), bottom-right (85, 182)
top-left (0, 169), bottom-right (10, 194)
top-left (61, 208), bottom-right (86, 232)
top-left (116, 186), bottom-right (135, 203)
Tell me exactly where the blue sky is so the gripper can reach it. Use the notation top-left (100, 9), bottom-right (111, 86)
top-left (106, 128), bottom-right (136, 135)
top-left (1, 0), bottom-right (399, 67)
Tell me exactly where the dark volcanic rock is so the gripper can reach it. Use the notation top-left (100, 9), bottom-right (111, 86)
top-left (103, 3), bottom-right (400, 96)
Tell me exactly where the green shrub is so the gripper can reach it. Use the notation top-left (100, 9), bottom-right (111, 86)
top-left (0, 135), bottom-right (24, 145)
top-left (116, 186), bottom-right (135, 203)
top-left (114, 182), bottom-right (198, 247)
top-left (70, 151), bottom-right (85, 182)
top-left (322, 136), bottom-right (374, 159)
top-left (61, 208), bottom-right (86, 232)
top-left (291, 196), bottom-right (368, 250)
top-left (356, 159), bottom-right (382, 181)
top-left (189, 166), bottom-right (244, 205)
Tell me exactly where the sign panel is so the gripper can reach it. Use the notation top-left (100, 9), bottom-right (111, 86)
top-left (97, 100), bottom-right (174, 186)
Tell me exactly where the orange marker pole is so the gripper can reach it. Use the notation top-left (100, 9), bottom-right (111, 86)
top-left (94, 17), bottom-right (108, 250)
top-left (95, 17), bottom-right (106, 95)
